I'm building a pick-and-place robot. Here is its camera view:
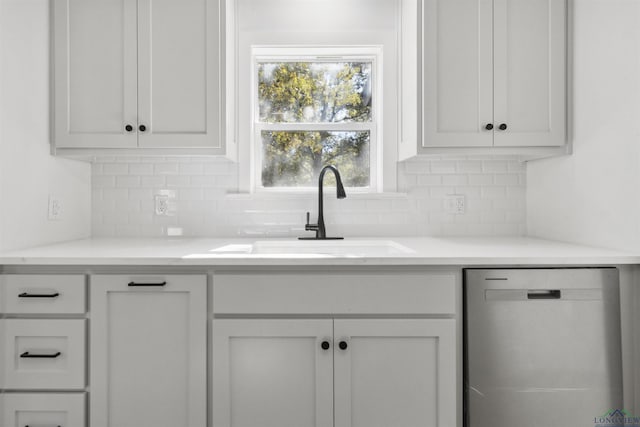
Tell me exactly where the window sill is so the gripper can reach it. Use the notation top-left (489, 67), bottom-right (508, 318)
top-left (224, 191), bottom-right (409, 200)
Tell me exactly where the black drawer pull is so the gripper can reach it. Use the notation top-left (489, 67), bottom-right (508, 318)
top-left (20, 351), bottom-right (62, 358)
top-left (25, 425), bottom-right (61, 427)
top-left (128, 281), bottom-right (167, 287)
top-left (18, 292), bottom-right (60, 298)
top-left (527, 290), bottom-right (561, 300)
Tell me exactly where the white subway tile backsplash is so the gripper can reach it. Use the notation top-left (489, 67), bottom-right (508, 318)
top-left (179, 163), bottom-right (204, 175)
top-left (166, 175), bottom-right (191, 187)
top-left (442, 175), bottom-right (468, 186)
top-left (483, 160), bottom-right (509, 173)
top-left (418, 175), bottom-right (442, 186)
top-left (494, 174), bottom-right (520, 186)
top-left (430, 161), bottom-right (457, 174)
top-left (140, 175), bottom-right (166, 188)
top-left (468, 174), bottom-right (494, 186)
top-left (456, 161), bottom-right (484, 173)
top-left (128, 163), bottom-right (154, 175)
top-left (103, 163), bottom-right (129, 175)
top-left (93, 175), bottom-right (116, 188)
top-left (92, 155), bottom-right (527, 238)
top-left (154, 163), bottom-right (179, 175)
top-left (116, 175), bottom-right (140, 188)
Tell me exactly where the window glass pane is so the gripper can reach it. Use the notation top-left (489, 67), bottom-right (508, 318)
top-left (258, 62), bottom-right (372, 123)
top-left (261, 131), bottom-right (370, 188)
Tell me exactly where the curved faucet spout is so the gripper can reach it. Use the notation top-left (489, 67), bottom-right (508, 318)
top-left (300, 165), bottom-right (347, 240)
top-left (319, 165), bottom-right (347, 200)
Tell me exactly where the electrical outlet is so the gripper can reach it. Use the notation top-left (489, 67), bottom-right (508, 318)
top-left (446, 195), bottom-right (465, 215)
top-left (48, 196), bottom-right (62, 220)
top-left (155, 195), bottom-right (170, 216)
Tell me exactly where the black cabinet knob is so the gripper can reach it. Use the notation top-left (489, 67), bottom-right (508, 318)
top-left (499, 123), bottom-right (508, 131)
top-left (125, 124), bottom-right (134, 132)
top-left (338, 341), bottom-right (348, 350)
top-left (485, 123), bottom-right (494, 131)
top-left (139, 124), bottom-right (147, 132)
top-left (321, 341), bottom-right (330, 350)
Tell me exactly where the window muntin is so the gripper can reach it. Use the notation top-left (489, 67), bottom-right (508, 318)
top-left (254, 51), bottom-right (379, 191)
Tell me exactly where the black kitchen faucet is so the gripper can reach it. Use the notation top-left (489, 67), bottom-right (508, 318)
top-left (299, 165), bottom-right (346, 240)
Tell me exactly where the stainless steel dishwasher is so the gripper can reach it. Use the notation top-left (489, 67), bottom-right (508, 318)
top-left (464, 268), bottom-right (623, 427)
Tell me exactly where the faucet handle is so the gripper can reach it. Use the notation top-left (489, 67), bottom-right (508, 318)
top-left (304, 212), bottom-right (319, 232)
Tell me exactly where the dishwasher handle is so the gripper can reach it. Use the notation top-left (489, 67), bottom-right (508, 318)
top-left (527, 290), bottom-right (562, 300)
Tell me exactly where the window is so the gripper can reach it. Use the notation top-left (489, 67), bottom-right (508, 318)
top-left (252, 47), bottom-right (382, 192)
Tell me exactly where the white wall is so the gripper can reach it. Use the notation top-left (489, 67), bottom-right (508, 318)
top-left (527, 0), bottom-right (640, 252)
top-left (0, 0), bottom-right (91, 252)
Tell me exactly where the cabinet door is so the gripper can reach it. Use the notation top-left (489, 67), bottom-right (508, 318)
top-left (137, 0), bottom-right (221, 148)
top-left (493, 0), bottom-right (566, 147)
top-left (213, 319), bottom-right (334, 427)
top-left (53, 0), bottom-right (138, 148)
top-left (90, 275), bottom-right (206, 427)
top-left (422, 0), bottom-right (494, 147)
top-left (334, 319), bottom-right (456, 427)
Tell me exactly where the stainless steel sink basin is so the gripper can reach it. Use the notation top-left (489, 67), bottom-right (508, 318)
top-left (250, 240), bottom-right (414, 256)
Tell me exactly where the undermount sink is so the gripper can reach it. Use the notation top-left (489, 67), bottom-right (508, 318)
top-left (250, 240), bottom-right (415, 256)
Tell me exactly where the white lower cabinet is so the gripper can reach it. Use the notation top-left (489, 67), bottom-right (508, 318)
top-left (90, 275), bottom-right (207, 427)
top-left (213, 319), bottom-right (334, 427)
top-left (333, 319), bottom-right (456, 427)
top-left (0, 393), bottom-right (85, 427)
top-left (213, 318), bottom-right (456, 427)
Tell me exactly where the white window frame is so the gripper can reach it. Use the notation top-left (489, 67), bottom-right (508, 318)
top-left (251, 46), bottom-right (383, 194)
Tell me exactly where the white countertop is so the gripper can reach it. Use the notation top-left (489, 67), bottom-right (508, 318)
top-left (0, 237), bottom-right (637, 266)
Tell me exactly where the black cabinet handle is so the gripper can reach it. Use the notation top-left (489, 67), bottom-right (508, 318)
top-left (499, 123), bottom-right (508, 131)
top-left (20, 351), bottom-right (62, 358)
top-left (485, 123), bottom-right (494, 130)
top-left (128, 281), bottom-right (167, 287)
top-left (321, 341), bottom-right (330, 350)
top-left (138, 124), bottom-right (147, 132)
top-left (25, 425), bottom-right (61, 427)
top-left (18, 292), bottom-right (60, 298)
top-left (338, 341), bottom-right (348, 350)
top-left (125, 124), bottom-right (134, 132)
top-left (528, 290), bottom-right (561, 300)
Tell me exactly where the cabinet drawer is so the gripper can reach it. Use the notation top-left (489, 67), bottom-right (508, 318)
top-left (0, 274), bottom-right (86, 314)
top-left (0, 319), bottom-right (86, 389)
top-left (1, 393), bottom-right (85, 427)
top-left (213, 271), bottom-right (457, 315)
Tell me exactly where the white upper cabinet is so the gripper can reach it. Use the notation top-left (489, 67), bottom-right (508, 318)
top-left (421, 0), bottom-right (566, 150)
top-left (422, 0), bottom-right (494, 148)
top-left (492, 0), bottom-right (566, 147)
top-left (53, 0), bottom-right (137, 149)
top-left (53, 0), bottom-right (224, 154)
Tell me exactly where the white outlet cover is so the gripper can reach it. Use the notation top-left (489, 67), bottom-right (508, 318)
top-left (445, 194), bottom-right (465, 215)
top-left (155, 195), bottom-right (170, 216)
top-left (48, 196), bottom-right (62, 220)
top-left (154, 190), bottom-right (176, 216)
